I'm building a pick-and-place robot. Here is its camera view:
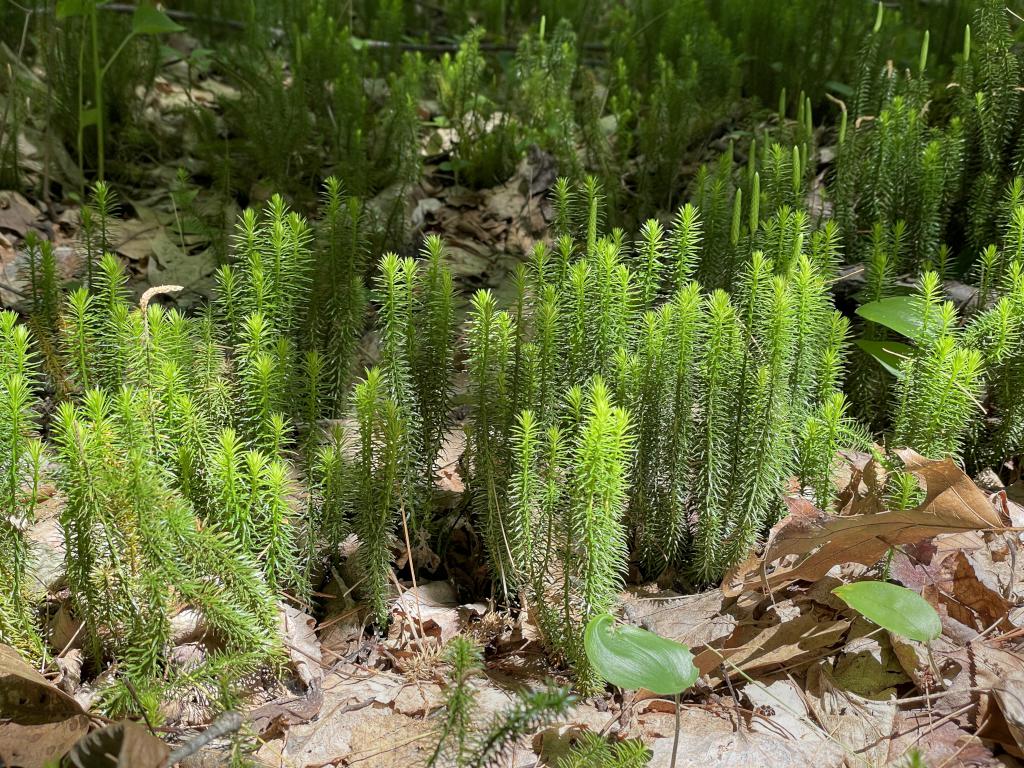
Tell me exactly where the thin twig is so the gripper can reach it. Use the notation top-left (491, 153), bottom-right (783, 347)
top-left (166, 711), bottom-right (243, 765)
top-left (399, 501), bottom-right (424, 633)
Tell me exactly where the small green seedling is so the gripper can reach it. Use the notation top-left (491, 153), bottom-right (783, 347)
top-left (832, 581), bottom-right (941, 642)
top-left (56, 1), bottom-right (183, 184)
top-left (585, 613), bottom-right (698, 768)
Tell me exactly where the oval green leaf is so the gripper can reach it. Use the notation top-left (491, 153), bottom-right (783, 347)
top-left (584, 613), bottom-right (698, 695)
top-left (832, 581), bottom-right (941, 642)
top-left (132, 4), bottom-right (185, 35)
top-left (854, 338), bottom-right (914, 377)
top-left (855, 296), bottom-right (926, 341)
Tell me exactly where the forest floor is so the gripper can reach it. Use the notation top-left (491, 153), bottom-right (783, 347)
top-left (4, 55), bottom-right (1024, 768)
top-left (4, 396), bottom-right (1024, 767)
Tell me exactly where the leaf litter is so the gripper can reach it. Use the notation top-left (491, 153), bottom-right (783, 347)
top-left (7, 409), bottom-right (1024, 768)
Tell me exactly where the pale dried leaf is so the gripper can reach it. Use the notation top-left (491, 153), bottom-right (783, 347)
top-left (391, 683), bottom-right (445, 717)
top-left (744, 679), bottom-right (821, 742)
top-left (993, 672), bottom-right (1024, 755)
top-left (887, 710), bottom-right (1002, 767)
top-left (391, 581), bottom-right (460, 649)
top-left (694, 607), bottom-right (848, 679)
top-left (280, 604), bottom-right (323, 691)
top-left (622, 588), bottom-right (736, 650)
top-left (646, 722), bottom-right (845, 768)
top-left (0, 191), bottom-right (41, 237)
top-left (806, 663), bottom-right (898, 768)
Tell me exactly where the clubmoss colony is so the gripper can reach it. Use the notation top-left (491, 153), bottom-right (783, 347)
top-left (2, 0), bottom-right (1024, 753)
top-left (0, 0), bottom-right (986, 222)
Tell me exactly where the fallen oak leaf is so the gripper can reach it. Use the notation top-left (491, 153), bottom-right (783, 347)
top-left (724, 450), bottom-right (1004, 597)
top-left (621, 588), bottom-right (737, 650)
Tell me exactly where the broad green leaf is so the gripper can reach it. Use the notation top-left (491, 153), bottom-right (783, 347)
top-left (832, 581), bottom-right (941, 642)
top-left (854, 339), bottom-right (914, 377)
top-left (132, 4), bottom-right (185, 36)
top-left (856, 296), bottom-right (926, 341)
top-left (584, 613), bottom-right (698, 695)
top-left (56, 0), bottom-right (95, 19)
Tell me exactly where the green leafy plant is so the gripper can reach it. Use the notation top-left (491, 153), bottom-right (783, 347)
top-left (584, 613), bottom-right (698, 768)
top-left (435, 28), bottom-right (518, 187)
top-left (55, 0), bottom-right (182, 183)
top-left (305, 177), bottom-right (369, 417)
top-left (351, 367), bottom-right (408, 627)
top-left (508, 378), bottom-right (633, 690)
top-left (0, 313), bottom-right (45, 660)
top-left (557, 733), bottom-right (650, 768)
top-left (428, 636), bottom-right (483, 768)
top-left (53, 387), bottom-right (280, 721)
top-left (429, 635), bottom-right (575, 768)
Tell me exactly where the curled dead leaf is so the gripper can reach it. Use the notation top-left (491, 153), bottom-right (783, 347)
top-left (725, 451), bottom-right (1004, 596)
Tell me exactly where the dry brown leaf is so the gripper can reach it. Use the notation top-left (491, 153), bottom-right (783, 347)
top-left (806, 663), bottom-right (898, 768)
top-left (645, 719), bottom-right (845, 768)
top-left (390, 581), bottom-right (460, 650)
top-left (61, 720), bottom-right (168, 768)
top-left (318, 581), bottom-right (365, 661)
top-left (970, 644), bottom-right (1024, 755)
top-left (744, 679), bottom-right (822, 742)
top-left (0, 643), bottom-right (91, 768)
top-left (887, 710), bottom-right (1002, 767)
top-left (0, 191), bottom-right (41, 237)
top-left (694, 605), bottom-right (848, 679)
top-left (434, 427), bottom-right (466, 496)
top-left (725, 450), bottom-right (1004, 596)
top-left (266, 665), bottom-right (416, 768)
top-left (893, 541), bottom-right (1016, 635)
top-left (622, 588), bottom-right (737, 650)
top-left (0, 643), bottom-right (92, 768)
top-left (888, 631), bottom-right (966, 697)
top-left (342, 709), bottom-right (436, 768)
top-left (993, 672), bottom-right (1024, 756)
top-left (279, 603), bottom-right (323, 691)
top-left (391, 683), bottom-right (445, 717)
top-left (893, 637), bottom-right (1024, 756)
top-left (26, 514), bottom-right (66, 599)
